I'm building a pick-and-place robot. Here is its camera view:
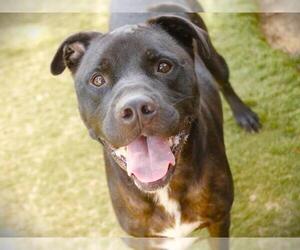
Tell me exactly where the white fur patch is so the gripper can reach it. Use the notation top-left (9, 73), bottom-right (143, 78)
top-left (154, 187), bottom-right (201, 238)
top-left (155, 238), bottom-right (198, 250)
top-left (110, 25), bottom-right (138, 35)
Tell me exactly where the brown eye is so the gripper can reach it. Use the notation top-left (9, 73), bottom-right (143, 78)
top-left (90, 73), bottom-right (106, 87)
top-left (157, 61), bottom-right (172, 74)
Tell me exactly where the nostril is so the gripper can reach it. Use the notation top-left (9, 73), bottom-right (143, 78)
top-left (122, 107), bottom-right (134, 120)
top-left (118, 97), bottom-right (157, 125)
top-left (141, 103), bottom-right (156, 115)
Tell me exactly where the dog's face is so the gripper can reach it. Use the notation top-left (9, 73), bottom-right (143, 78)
top-left (51, 16), bottom-right (211, 191)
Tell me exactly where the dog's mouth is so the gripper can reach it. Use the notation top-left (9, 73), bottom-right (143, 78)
top-left (99, 117), bottom-right (193, 191)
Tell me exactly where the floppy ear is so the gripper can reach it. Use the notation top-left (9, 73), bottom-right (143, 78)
top-left (147, 15), bottom-right (230, 85)
top-left (50, 32), bottom-right (101, 75)
top-left (147, 15), bottom-right (213, 60)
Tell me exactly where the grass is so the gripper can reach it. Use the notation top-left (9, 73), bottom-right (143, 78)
top-left (207, 13), bottom-right (300, 237)
top-left (0, 2), bottom-right (299, 238)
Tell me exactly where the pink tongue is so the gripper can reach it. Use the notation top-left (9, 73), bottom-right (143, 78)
top-left (127, 136), bottom-right (175, 183)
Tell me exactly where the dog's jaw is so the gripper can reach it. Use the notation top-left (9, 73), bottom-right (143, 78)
top-left (98, 116), bottom-right (194, 191)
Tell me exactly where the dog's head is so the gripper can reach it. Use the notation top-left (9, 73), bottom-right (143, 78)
top-left (51, 16), bottom-right (212, 192)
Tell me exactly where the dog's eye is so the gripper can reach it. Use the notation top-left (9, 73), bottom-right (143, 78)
top-left (89, 73), bottom-right (106, 87)
top-left (157, 61), bottom-right (172, 74)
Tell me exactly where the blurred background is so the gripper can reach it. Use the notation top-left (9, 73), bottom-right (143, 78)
top-left (0, 0), bottom-right (299, 238)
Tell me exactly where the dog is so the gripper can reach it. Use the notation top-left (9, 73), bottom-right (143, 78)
top-left (50, 0), bottom-right (260, 248)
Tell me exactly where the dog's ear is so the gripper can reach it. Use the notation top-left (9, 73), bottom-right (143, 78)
top-left (147, 15), bottom-right (229, 85)
top-left (50, 32), bottom-right (102, 75)
top-left (147, 15), bottom-right (213, 60)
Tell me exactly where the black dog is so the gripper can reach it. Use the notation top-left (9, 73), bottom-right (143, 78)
top-left (51, 0), bottom-right (260, 248)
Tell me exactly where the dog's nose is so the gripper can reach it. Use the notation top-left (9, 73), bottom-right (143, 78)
top-left (118, 96), bottom-right (157, 125)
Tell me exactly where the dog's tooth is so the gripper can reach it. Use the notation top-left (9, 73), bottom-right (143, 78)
top-left (174, 135), bottom-right (180, 146)
top-left (184, 134), bottom-right (189, 142)
top-left (115, 146), bottom-right (126, 158)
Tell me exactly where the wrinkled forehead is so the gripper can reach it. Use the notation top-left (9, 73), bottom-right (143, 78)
top-left (90, 24), bottom-right (186, 63)
top-left (76, 24), bottom-right (191, 81)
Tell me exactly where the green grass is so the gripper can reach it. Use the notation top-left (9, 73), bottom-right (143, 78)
top-left (206, 13), bottom-right (300, 237)
top-left (0, 5), bottom-right (299, 237)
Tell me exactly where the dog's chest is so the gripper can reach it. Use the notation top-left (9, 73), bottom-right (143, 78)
top-left (152, 187), bottom-right (201, 237)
